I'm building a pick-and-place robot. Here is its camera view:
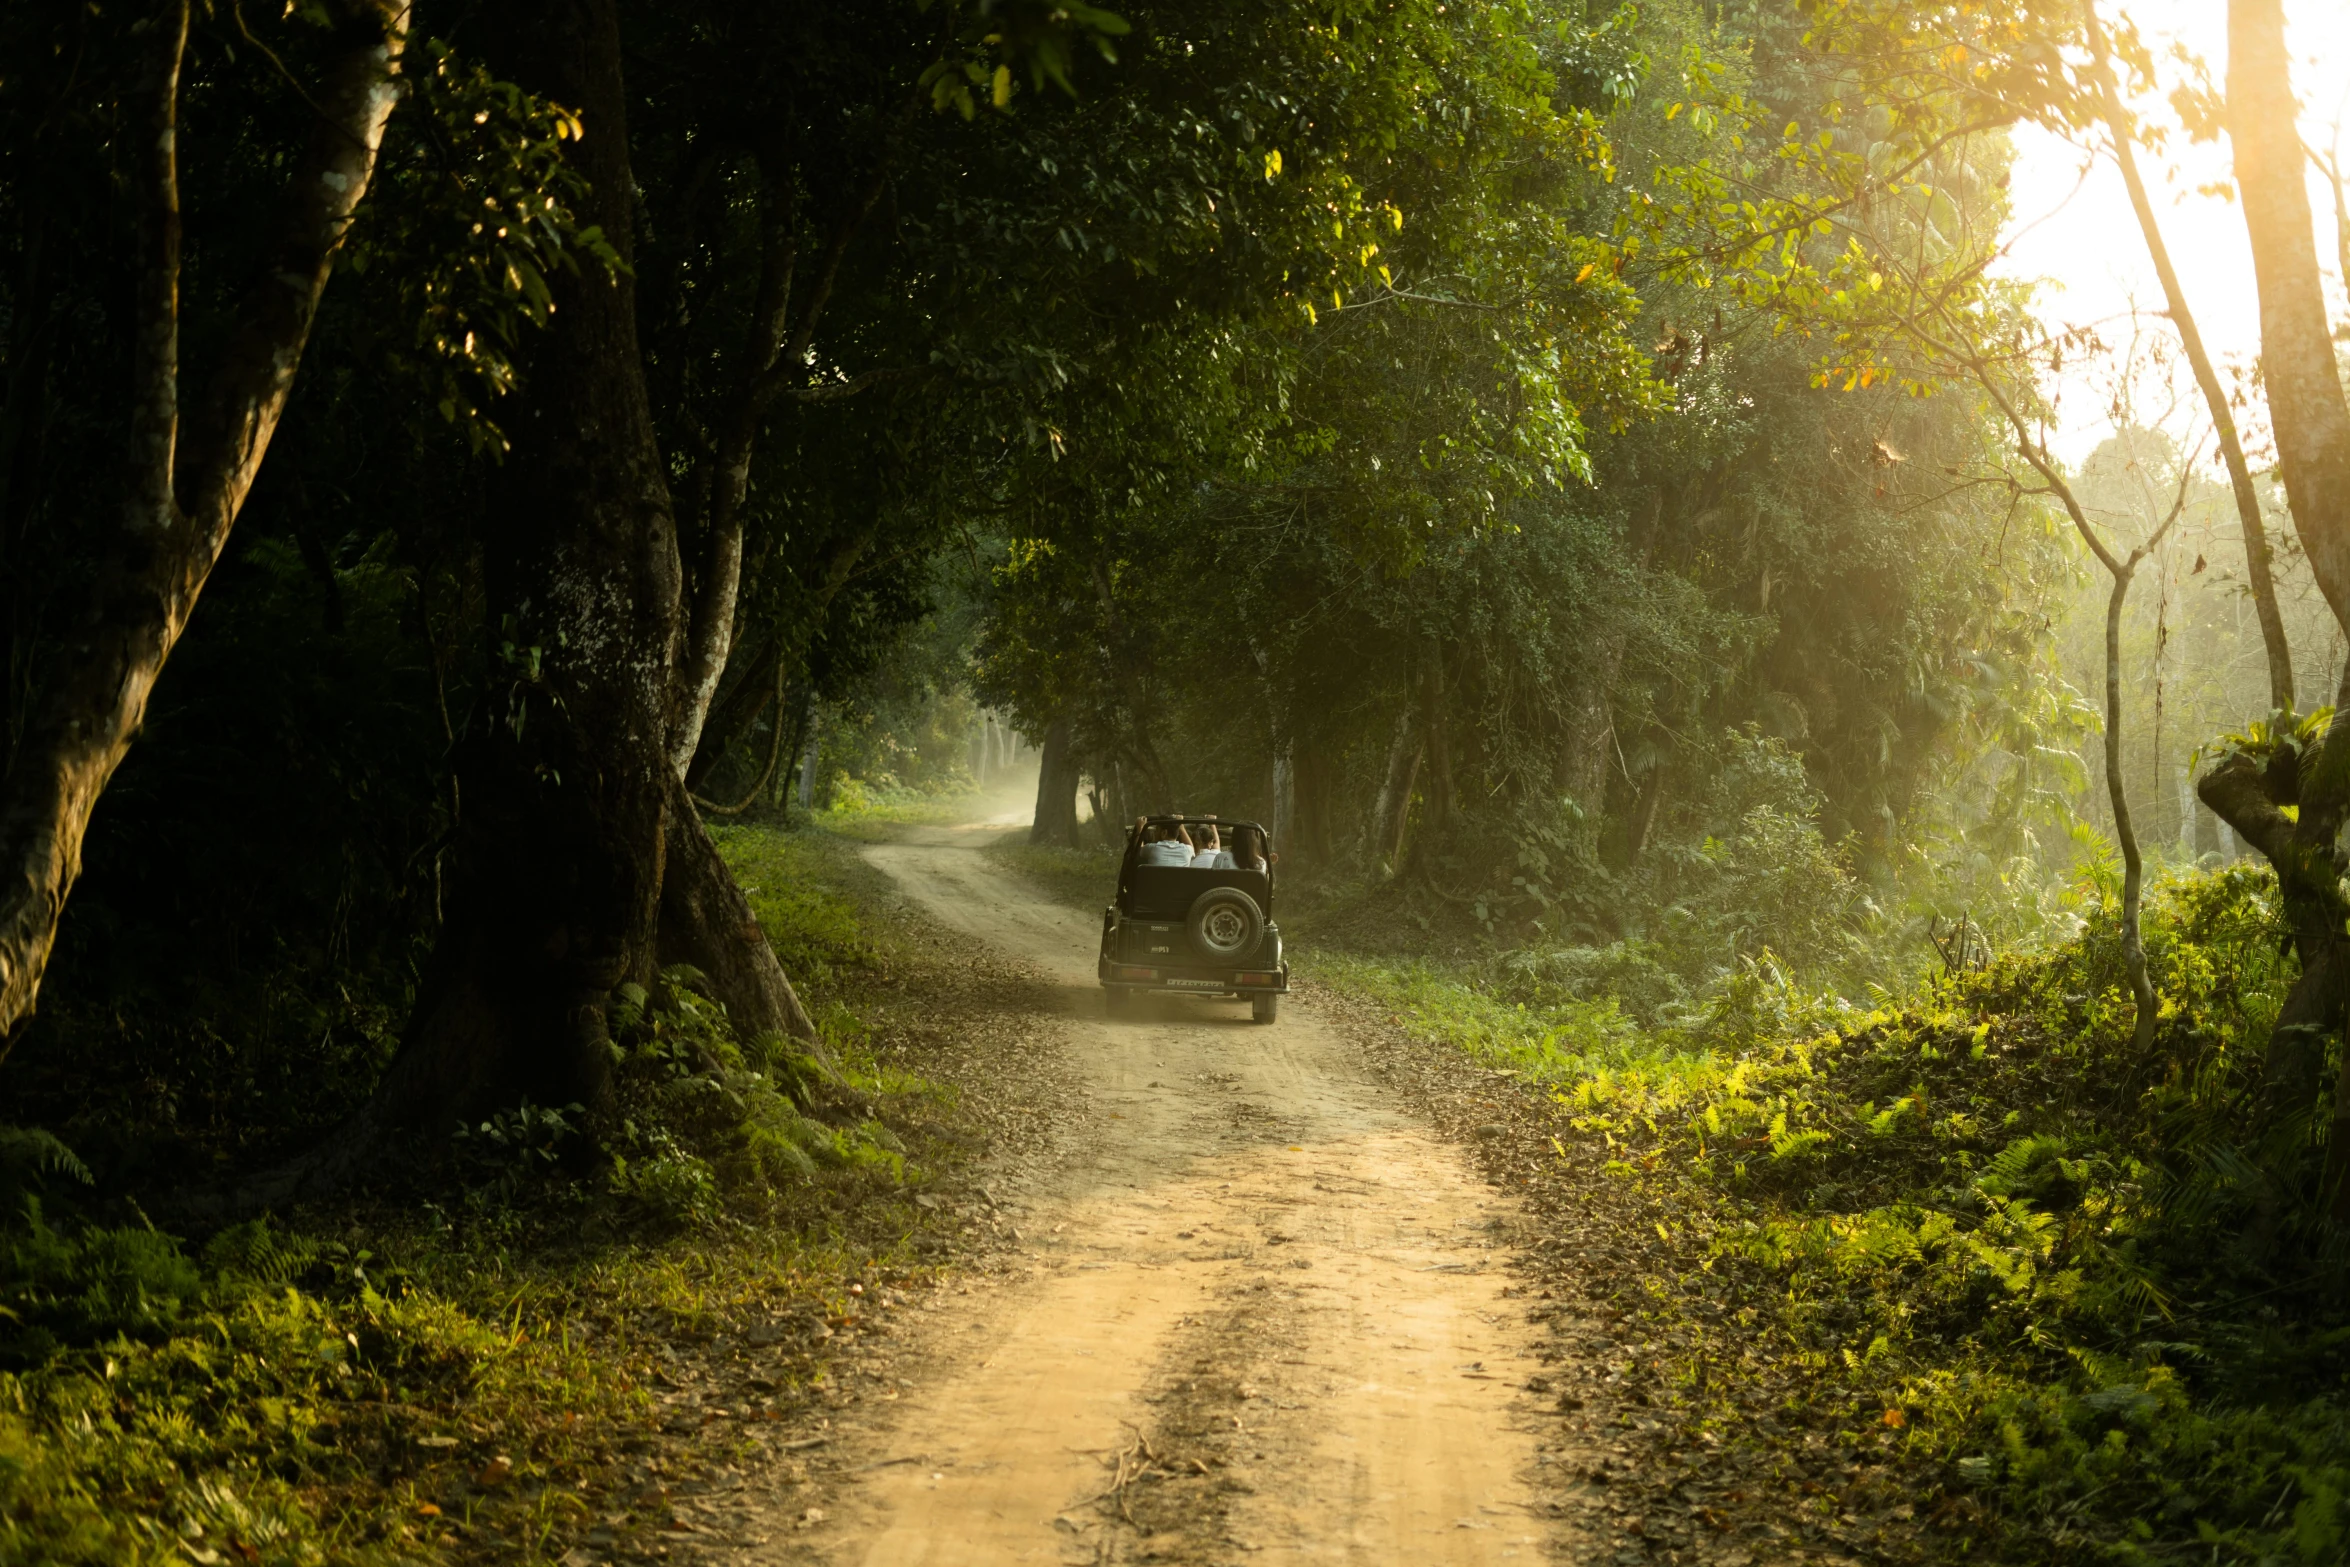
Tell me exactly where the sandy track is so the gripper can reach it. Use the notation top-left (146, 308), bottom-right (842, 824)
top-left (761, 823), bottom-right (1560, 1565)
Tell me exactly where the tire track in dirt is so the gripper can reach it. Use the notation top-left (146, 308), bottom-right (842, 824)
top-left (739, 821), bottom-right (1576, 1565)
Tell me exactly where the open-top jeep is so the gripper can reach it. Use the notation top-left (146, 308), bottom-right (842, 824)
top-left (1097, 815), bottom-right (1289, 1022)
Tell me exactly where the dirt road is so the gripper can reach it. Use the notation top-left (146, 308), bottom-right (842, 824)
top-left (748, 819), bottom-right (1571, 1565)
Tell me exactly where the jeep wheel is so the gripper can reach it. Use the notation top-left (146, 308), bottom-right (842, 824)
top-left (1251, 992), bottom-right (1280, 1024)
top-left (1187, 886), bottom-right (1265, 961)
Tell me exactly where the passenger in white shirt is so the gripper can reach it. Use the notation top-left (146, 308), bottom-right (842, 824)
top-left (1191, 822), bottom-right (1234, 869)
top-left (1134, 819), bottom-right (1195, 867)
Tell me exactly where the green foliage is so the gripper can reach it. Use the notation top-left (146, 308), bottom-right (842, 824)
top-left (8, 541), bottom-right (440, 1178)
top-left (1337, 860), bottom-right (2346, 1561)
top-left (0, 826), bottom-right (942, 1566)
top-left (918, 0), bottom-right (1131, 118)
top-left (0, 1131), bottom-right (91, 1213)
top-left (350, 39), bottom-right (622, 451)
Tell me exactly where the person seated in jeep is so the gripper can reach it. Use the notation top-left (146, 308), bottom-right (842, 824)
top-left (1191, 820), bottom-right (1232, 869)
top-left (1134, 818), bottom-right (1194, 866)
top-left (1225, 823), bottom-right (1266, 871)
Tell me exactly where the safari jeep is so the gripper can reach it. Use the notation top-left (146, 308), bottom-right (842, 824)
top-left (1098, 815), bottom-right (1289, 1022)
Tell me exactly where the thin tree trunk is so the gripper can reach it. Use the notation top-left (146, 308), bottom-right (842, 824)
top-left (774, 679), bottom-right (811, 808)
top-left (670, 151), bottom-right (799, 777)
top-left (1558, 632), bottom-right (1624, 854)
top-left (1270, 737), bottom-right (1295, 851)
top-left (2089, 5), bottom-right (2295, 712)
top-left (670, 152), bottom-right (892, 775)
top-left (2103, 568), bottom-right (2157, 1052)
top-left (1625, 765), bottom-right (1666, 864)
top-left (682, 527), bottom-right (871, 789)
top-left (1290, 738), bottom-right (1334, 866)
top-left (797, 708), bottom-right (824, 810)
top-left (0, 0), bottom-right (410, 1048)
top-left (692, 654), bottom-right (790, 815)
top-left (1419, 653), bottom-right (1456, 852)
top-left (1369, 705), bottom-right (1422, 871)
top-left (1961, 377), bottom-right (2182, 1055)
top-left (682, 631), bottom-right (777, 791)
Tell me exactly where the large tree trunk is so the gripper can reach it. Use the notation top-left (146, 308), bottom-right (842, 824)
top-left (0, 0), bottom-right (410, 1050)
top-left (2226, 0), bottom-right (2350, 1213)
top-left (351, 0), bottom-right (681, 1151)
top-left (1030, 715), bottom-right (1081, 847)
top-left (2197, 688), bottom-right (2350, 1127)
top-left (307, 0), bottom-right (840, 1178)
top-left (2231, 0), bottom-right (2350, 627)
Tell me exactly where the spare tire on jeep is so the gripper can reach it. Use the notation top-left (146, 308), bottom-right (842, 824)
top-left (1187, 886), bottom-right (1264, 961)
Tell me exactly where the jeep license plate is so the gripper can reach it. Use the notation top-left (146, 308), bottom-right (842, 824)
top-left (1164, 978), bottom-right (1222, 989)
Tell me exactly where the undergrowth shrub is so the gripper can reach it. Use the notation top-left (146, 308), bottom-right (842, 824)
top-left (0, 824), bottom-right (929, 1565)
top-left (1608, 867), bottom-right (2344, 1560)
top-left (1340, 859), bottom-right (2348, 1562)
top-left (596, 969), bottom-right (908, 1229)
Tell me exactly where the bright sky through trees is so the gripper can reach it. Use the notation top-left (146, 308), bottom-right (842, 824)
top-left (1999, 1), bottom-right (2350, 458)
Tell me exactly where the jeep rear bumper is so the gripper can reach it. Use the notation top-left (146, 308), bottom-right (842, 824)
top-left (1096, 955), bottom-right (1290, 993)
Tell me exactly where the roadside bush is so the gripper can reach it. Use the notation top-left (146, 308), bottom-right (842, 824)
top-left (1554, 863), bottom-right (2346, 1561)
top-left (0, 824), bottom-right (933, 1567)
